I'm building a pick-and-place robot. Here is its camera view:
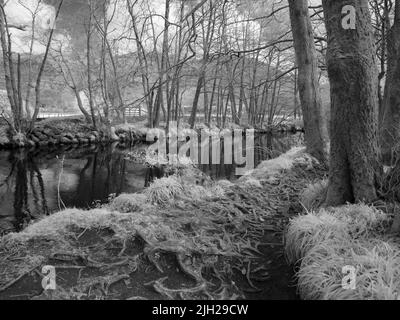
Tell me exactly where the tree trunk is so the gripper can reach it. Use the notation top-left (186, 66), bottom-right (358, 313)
top-left (30, 0), bottom-right (64, 132)
top-left (153, 0), bottom-right (170, 128)
top-left (189, 71), bottom-right (205, 129)
top-left (86, 1), bottom-right (97, 130)
top-left (0, 1), bottom-right (19, 131)
top-left (288, 0), bottom-right (329, 163)
top-left (73, 87), bottom-right (92, 124)
top-left (381, 0), bottom-right (400, 161)
top-left (322, 0), bottom-right (380, 206)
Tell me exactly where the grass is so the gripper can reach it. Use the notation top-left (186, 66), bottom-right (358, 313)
top-left (297, 237), bottom-right (400, 300)
top-left (0, 146), bottom-right (324, 300)
top-left (144, 176), bottom-right (185, 206)
top-left (110, 193), bottom-right (149, 213)
top-left (240, 147), bottom-right (309, 181)
top-left (300, 179), bottom-right (328, 211)
top-left (285, 204), bottom-right (397, 300)
top-left (286, 204), bottom-right (390, 264)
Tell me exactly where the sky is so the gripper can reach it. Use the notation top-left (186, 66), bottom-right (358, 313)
top-left (4, 0), bottom-right (58, 53)
top-left (3, 0), bottom-right (170, 55)
top-left (3, 0), bottom-right (266, 56)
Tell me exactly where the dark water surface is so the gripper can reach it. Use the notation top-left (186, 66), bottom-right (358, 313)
top-left (0, 133), bottom-right (302, 234)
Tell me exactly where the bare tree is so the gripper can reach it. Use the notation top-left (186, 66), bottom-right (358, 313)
top-left (288, 0), bottom-right (329, 163)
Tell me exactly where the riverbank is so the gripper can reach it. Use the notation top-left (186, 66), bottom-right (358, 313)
top-left (0, 147), bottom-right (323, 300)
top-left (0, 118), bottom-right (148, 149)
top-left (0, 117), bottom-right (304, 150)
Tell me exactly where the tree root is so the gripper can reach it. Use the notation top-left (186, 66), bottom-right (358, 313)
top-left (148, 276), bottom-right (208, 300)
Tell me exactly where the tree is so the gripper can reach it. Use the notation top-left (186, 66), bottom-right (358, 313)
top-left (288, 0), bottom-right (329, 163)
top-left (30, 0), bottom-right (64, 131)
top-left (86, 0), bottom-right (97, 130)
top-left (381, 0), bottom-right (400, 161)
top-left (322, 0), bottom-right (380, 206)
top-left (0, 0), bottom-right (64, 135)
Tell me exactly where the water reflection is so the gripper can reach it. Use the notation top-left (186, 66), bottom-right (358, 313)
top-left (0, 144), bottom-right (160, 234)
top-left (0, 133), bottom-right (301, 234)
top-left (199, 133), bottom-right (303, 180)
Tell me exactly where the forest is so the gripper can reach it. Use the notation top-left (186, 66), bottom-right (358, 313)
top-left (0, 0), bottom-right (399, 301)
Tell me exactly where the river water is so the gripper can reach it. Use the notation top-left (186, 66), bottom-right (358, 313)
top-left (0, 133), bottom-right (302, 234)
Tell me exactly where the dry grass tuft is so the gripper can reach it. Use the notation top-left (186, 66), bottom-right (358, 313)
top-left (239, 177), bottom-right (263, 189)
top-left (285, 203), bottom-right (398, 300)
top-left (285, 204), bottom-right (390, 265)
top-left (242, 147), bottom-right (315, 181)
top-left (145, 176), bottom-right (184, 206)
top-left (300, 179), bottom-right (328, 211)
top-left (110, 193), bottom-right (148, 213)
top-left (297, 237), bottom-right (400, 300)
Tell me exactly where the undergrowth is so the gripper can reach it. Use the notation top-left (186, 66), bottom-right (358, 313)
top-left (0, 147), bottom-right (324, 300)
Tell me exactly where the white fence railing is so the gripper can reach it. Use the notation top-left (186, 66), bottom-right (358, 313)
top-left (38, 112), bottom-right (82, 119)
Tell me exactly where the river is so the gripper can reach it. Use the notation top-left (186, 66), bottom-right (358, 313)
top-left (0, 133), bottom-right (302, 234)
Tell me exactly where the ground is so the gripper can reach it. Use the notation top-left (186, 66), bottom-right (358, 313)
top-left (0, 147), bottom-right (324, 300)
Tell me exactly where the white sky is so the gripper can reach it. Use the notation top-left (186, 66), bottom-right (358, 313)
top-left (4, 0), bottom-right (57, 53)
top-left (3, 0), bottom-right (264, 56)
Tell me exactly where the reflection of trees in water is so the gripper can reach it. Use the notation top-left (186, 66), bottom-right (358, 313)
top-left (67, 145), bottom-right (165, 206)
top-left (71, 145), bottom-right (131, 208)
top-left (197, 133), bottom-right (302, 180)
top-left (9, 151), bottom-right (49, 231)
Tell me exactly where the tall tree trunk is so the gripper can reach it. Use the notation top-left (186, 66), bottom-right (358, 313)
top-left (381, 0), bottom-right (400, 161)
top-left (61, 56), bottom-right (92, 124)
top-left (288, 0), bottom-right (329, 163)
top-left (30, 0), bottom-right (64, 132)
top-left (127, 2), bottom-right (153, 127)
top-left (322, 0), bottom-right (380, 206)
top-left (153, 0), bottom-right (170, 128)
top-left (189, 71), bottom-right (205, 129)
top-left (86, 1), bottom-right (97, 130)
top-left (73, 87), bottom-right (92, 124)
top-left (0, 1), bottom-right (18, 131)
